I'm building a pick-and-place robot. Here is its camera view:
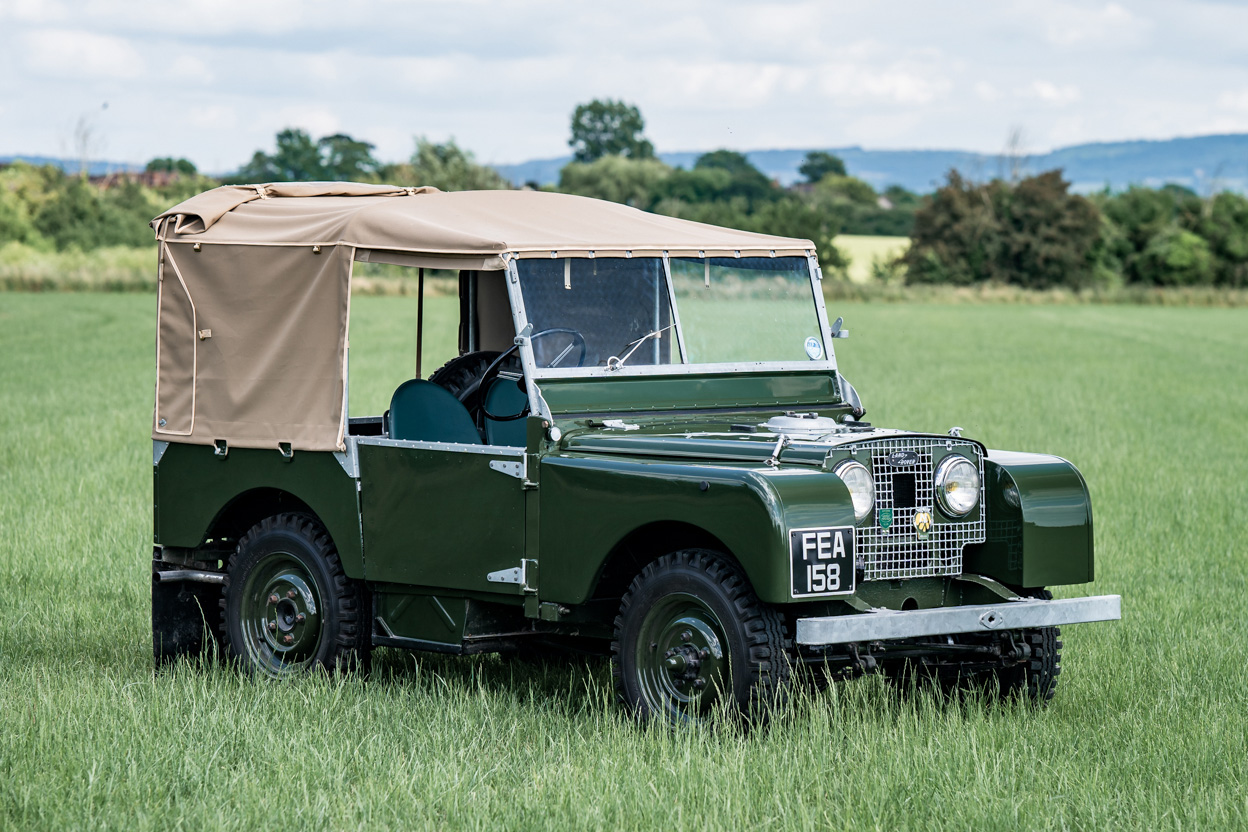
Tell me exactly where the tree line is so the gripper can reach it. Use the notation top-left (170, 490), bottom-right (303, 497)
top-left (905, 170), bottom-right (1248, 288)
top-left (2, 97), bottom-right (1246, 289)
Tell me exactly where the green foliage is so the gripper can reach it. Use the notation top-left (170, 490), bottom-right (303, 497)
top-left (813, 174), bottom-right (877, 206)
top-left (905, 170), bottom-right (1101, 289)
top-left (568, 99), bottom-right (654, 164)
top-left (233, 128), bottom-right (381, 182)
top-left (145, 157), bottom-right (198, 175)
top-left (798, 151), bottom-right (847, 184)
top-left (382, 137), bottom-right (511, 192)
top-left (557, 155), bottom-right (671, 207)
top-left (692, 150), bottom-right (775, 202)
top-left (1138, 227), bottom-right (1214, 285)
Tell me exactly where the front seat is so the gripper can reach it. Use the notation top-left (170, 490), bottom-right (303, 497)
top-left (483, 372), bottom-right (529, 447)
top-left (388, 379), bottom-right (483, 444)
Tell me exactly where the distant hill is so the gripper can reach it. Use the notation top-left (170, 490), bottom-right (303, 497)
top-left (493, 134), bottom-right (1248, 195)
top-left (0, 155), bottom-right (143, 177)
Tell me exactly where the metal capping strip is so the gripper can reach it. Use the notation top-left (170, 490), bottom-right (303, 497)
top-left (856, 436), bottom-right (986, 582)
top-left (794, 595), bottom-right (1122, 645)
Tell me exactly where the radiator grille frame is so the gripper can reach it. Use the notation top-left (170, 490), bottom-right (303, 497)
top-left (849, 436), bottom-right (986, 582)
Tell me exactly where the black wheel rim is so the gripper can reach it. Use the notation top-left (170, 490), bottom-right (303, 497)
top-left (238, 552), bottom-right (324, 677)
top-left (634, 592), bottom-right (730, 722)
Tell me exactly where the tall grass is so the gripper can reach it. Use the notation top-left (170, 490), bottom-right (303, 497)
top-left (0, 295), bottom-right (1245, 830)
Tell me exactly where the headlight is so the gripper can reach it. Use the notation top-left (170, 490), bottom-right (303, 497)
top-left (833, 460), bottom-right (875, 523)
top-left (934, 455), bottom-right (980, 517)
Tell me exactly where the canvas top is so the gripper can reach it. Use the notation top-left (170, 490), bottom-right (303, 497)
top-left (151, 182), bottom-right (816, 262)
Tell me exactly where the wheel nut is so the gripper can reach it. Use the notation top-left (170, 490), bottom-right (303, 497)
top-left (287, 589), bottom-right (297, 599)
top-left (268, 594), bottom-right (279, 604)
top-left (693, 679), bottom-right (706, 689)
top-left (282, 634), bottom-right (294, 645)
top-left (295, 613), bottom-right (306, 623)
top-left (680, 630), bottom-right (692, 642)
top-left (267, 621), bottom-right (277, 632)
top-left (699, 648), bottom-right (710, 660)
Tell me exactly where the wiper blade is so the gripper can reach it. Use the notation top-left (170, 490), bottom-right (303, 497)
top-left (606, 324), bottom-right (676, 370)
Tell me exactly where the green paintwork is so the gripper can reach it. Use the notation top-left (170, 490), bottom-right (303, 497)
top-left (966, 450), bottom-right (1095, 588)
top-left (357, 443), bottom-right (524, 589)
top-left (539, 371), bottom-right (845, 415)
top-left (154, 442), bottom-right (365, 579)
top-left (374, 590), bottom-right (467, 646)
top-left (536, 450), bottom-right (854, 606)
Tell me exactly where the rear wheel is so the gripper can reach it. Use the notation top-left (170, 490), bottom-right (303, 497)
top-left (612, 549), bottom-right (790, 723)
top-left (221, 514), bottom-right (368, 677)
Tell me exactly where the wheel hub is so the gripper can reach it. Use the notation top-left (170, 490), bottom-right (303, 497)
top-left (239, 554), bottom-right (323, 676)
top-left (636, 594), bottom-right (728, 717)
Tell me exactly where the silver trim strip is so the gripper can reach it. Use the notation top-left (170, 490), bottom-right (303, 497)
top-left (356, 437), bottom-right (523, 457)
top-left (333, 435), bottom-right (359, 478)
top-left (794, 595), bottom-right (1121, 645)
top-left (530, 359), bottom-right (839, 380)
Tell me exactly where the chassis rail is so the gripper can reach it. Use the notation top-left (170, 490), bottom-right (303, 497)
top-left (795, 595), bottom-right (1121, 646)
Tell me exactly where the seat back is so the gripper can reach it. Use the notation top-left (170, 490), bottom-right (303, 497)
top-left (389, 379), bottom-right (483, 445)
top-left (483, 374), bottom-right (529, 447)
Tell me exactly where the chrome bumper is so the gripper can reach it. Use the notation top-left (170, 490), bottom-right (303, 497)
top-left (794, 595), bottom-right (1121, 646)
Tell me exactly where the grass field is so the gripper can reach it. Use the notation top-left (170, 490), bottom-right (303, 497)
top-left (833, 235), bottom-right (909, 283)
top-left (1, 293), bottom-right (1246, 830)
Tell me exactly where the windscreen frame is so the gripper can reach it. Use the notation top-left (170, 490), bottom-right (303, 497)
top-left (510, 249), bottom-right (839, 381)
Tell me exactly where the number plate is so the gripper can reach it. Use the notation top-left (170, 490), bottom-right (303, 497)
top-left (789, 526), bottom-right (856, 598)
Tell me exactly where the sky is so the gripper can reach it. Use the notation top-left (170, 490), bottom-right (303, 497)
top-left (3, 0), bottom-right (1248, 173)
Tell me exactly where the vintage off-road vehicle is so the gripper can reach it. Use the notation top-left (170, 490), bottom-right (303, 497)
top-left (150, 183), bottom-right (1119, 720)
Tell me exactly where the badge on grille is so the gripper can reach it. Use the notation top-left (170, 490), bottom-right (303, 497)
top-left (888, 450), bottom-right (919, 467)
top-left (878, 507), bottom-right (893, 530)
top-left (913, 509), bottom-right (932, 540)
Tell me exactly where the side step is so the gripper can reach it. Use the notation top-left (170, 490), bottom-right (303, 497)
top-left (795, 595), bottom-right (1121, 646)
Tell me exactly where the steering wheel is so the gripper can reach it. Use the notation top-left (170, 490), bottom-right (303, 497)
top-left (479, 327), bottom-right (586, 422)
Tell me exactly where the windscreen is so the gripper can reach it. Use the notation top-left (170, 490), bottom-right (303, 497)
top-left (516, 257), bottom-right (678, 368)
top-left (516, 254), bottom-right (825, 371)
top-left (669, 256), bottom-right (825, 364)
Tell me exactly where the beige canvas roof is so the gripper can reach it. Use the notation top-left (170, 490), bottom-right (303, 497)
top-left (152, 182), bottom-right (816, 264)
top-left (150, 183), bottom-right (818, 454)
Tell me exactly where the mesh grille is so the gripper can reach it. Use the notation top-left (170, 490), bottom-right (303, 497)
top-left (852, 436), bottom-right (986, 582)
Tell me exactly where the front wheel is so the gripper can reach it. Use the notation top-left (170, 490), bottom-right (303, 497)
top-left (612, 549), bottom-right (790, 723)
top-left (221, 514), bottom-right (368, 677)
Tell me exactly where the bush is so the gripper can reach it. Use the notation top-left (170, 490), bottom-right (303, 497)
top-left (904, 170), bottom-right (1101, 289)
top-left (1138, 227), bottom-right (1214, 286)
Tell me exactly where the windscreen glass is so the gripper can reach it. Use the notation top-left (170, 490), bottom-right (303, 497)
top-left (516, 258), bottom-right (678, 368)
top-left (669, 256), bottom-right (824, 363)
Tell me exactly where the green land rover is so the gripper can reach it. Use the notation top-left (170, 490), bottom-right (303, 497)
top-left (149, 182), bottom-right (1119, 721)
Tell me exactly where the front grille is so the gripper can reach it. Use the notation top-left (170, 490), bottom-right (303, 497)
top-left (852, 436), bottom-right (986, 581)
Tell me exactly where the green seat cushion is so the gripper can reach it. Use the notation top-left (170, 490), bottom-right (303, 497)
top-left (389, 379), bottom-right (483, 445)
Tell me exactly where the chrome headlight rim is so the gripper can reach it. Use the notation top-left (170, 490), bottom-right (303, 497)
top-left (934, 454), bottom-right (981, 517)
top-left (832, 459), bottom-right (875, 523)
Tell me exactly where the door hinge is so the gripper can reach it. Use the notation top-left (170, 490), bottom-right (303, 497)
top-left (488, 460), bottom-right (523, 479)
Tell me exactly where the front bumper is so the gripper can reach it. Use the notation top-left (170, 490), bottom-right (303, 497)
top-left (795, 595), bottom-right (1121, 646)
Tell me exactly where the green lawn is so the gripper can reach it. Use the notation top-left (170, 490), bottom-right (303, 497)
top-left (1, 294), bottom-right (1246, 830)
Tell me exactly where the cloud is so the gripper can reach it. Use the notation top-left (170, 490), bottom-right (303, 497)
top-left (270, 105), bottom-right (341, 138)
top-left (170, 54), bottom-right (212, 82)
top-left (1025, 81), bottom-right (1081, 105)
top-left (974, 82), bottom-right (1002, 102)
top-left (1218, 89), bottom-right (1248, 112)
top-left (1041, 2), bottom-right (1151, 47)
top-left (186, 104), bottom-right (237, 129)
top-left (23, 28), bottom-right (145, 79)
